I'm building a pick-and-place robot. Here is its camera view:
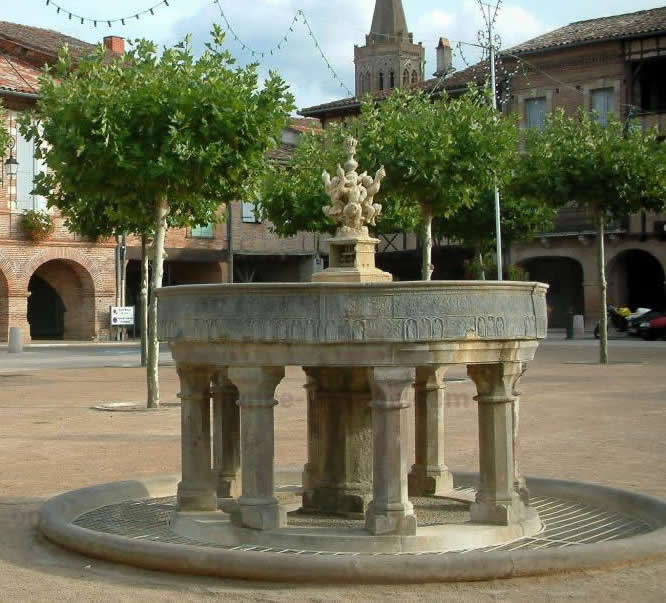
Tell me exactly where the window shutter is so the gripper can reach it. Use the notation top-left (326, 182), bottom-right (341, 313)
top-left (525, 98), bottom-right (546, 130)
top-left (591, 88), bottom-right (614, 126)
top-left (15, 122), bottom-right (47, 212)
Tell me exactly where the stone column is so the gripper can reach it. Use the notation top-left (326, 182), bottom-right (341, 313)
top-left (211, 371), bottom-right (240, 500)
top-left (7, 292), bottom-right (31, 343)
top-left (176, 365), bottom-right (216, 512)
top-left (512, 362), bottom-right (529, 506)
top-left (365, 367), bottom-right (417, 536)
top-left (467, 362), bottom-right (527, 525)
top-left (301, 367), bottom-right (373, 516)
top-left (228, 367), bottom-right (286, 530)
top-left (409, 365), bottom-right (453, 496)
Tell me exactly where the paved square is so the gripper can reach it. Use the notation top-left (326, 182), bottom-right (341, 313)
top-left (0, 338), bottom-right (664, 600)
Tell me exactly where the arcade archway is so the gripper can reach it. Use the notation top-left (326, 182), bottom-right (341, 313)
top-left (0, 268), bottom-right (8, 342)
top-left (608, 249), bottom-right (666, 311)
top-left (27, 259), bottom-right (96, 340)
top-left (519, 256), bottom-right (585, 328)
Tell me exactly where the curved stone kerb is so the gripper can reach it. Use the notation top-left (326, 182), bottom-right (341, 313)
top-left (38, 474), bottom-right (666, 584)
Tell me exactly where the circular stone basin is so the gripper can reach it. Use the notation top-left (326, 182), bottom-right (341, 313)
top-left (39, 473), bottom-right (666, 583)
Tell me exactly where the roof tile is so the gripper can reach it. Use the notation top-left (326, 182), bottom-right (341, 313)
top-left (0, 20), bottom-right (94, 60)
top-left (508, 7), bottom-right (666, 54)
top-left (0, 54), bottom-right (41, 94)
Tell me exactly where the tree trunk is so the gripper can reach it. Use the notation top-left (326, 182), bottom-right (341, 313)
top-left (421, 203), bottom-right (434, 281)
top-left (478, 248), bottom-right (486, 281)
top-left (596, 210), bottom-right (609, 364)
top-left (227, 202), bottom-right (234, 283)
top-left (120, 234), bottom-right (127, 341)
top-left (114, 235), bottom-right (122, 341)
top-left (147, 195), bottom-right (169, 408)
top-left (140, 234), bottom-right (149, 367)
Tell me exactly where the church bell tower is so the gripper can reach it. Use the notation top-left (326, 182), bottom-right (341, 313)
top-left (354, 0), bottom-right (425, 97)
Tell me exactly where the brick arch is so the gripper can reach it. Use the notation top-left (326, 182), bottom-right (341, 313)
top-left (19, 248), bottom-right (103, 294)
top-left (606, 248), bottom-right (666, 311)
top-left (0, 252), bottom-right (17, 285)
top-left (0, 257), bottom-right (11, 342)
top-left (517, 255), bottom-right (585, 328)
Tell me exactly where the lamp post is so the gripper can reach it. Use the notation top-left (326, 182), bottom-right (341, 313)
top-left (4, 155), bottom-right (18, 178)
top-left (2, 121), bottom-right (19, 207)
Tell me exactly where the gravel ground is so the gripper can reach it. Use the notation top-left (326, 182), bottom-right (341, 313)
top-left (0, 338), bottom-right (664, 601)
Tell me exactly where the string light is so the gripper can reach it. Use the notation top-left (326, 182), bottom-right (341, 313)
top-left (213, 1), bottom-right (355, 98)
top-left (41, 0), bottom-right (173, 27)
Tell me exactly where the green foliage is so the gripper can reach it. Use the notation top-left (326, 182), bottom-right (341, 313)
top-left (261, 86), bottom-right (521, 252)
top-left (463, 256), bottom-right (529, 281)
top-left (0, 104), bottom-right (10, 159)
top-left (506, 263), bottom-right (529, 281)
top-left (21, 209), bottom-right (55, 241)
top-left (20, 25), bottom-right (295, 235)
top-left (516, 108), bottom-right (666, 217)
top-left (259, 120), bottom-right (420, 237)
top-left (360, 87), bottom-right (519, 219)
top-left (435, 189), bottom-right (557, 252)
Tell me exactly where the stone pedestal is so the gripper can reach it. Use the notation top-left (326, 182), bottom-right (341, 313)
top-left (228, 367), bottom-right (286, 531)
top-left (467, 363), bottom-right (527, 525)
top-left (176, 366), bottom-right (216, 512)
top-left (212, 371), bottom-right (240, 500)
top-left (302, 367), bottom-right (373, 516)
top-left (409, 366), bottom-right (453, 496)
top-left (365, 367), bottom-right (417, 536)
top-left (311, 236), bottom-right (392, 283)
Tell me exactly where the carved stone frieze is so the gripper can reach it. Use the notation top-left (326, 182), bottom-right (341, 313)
top-left (157, 282), bottom-right (548, 345)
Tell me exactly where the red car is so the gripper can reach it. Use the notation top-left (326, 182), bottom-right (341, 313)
top-left (640, 315), bottom-right (666, 340)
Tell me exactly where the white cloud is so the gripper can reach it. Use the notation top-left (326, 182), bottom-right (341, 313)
top-left (414, 1), bottom-right (551, 74)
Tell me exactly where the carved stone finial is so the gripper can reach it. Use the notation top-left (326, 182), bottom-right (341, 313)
top-left (322, 136), bottom-right (386, 238)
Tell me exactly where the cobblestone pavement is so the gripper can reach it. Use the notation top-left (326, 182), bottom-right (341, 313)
top-left (0, 339), bottom-right (664, 601)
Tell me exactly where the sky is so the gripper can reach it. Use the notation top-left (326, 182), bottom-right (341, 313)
top-left (2, 0), bottom-right (665, 109)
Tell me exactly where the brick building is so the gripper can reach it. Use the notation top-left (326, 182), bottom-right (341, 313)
top-left (0, 22), bottom-right (320, 342)
top-left (301, 4), bottom-right (666, 327)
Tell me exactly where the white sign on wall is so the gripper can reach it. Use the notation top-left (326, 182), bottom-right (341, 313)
top-left (110, 306), bottom-right (135, 326)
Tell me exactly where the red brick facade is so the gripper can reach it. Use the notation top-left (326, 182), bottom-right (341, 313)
top-left (0, 23), bottom-right (320, 342)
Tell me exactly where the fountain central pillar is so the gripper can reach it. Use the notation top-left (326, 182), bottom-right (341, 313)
top-left (302, 367), bottom-right (373, 516)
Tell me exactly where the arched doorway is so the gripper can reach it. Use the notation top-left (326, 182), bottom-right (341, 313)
top-left (608, 249), bottom-right (666, 311)
top-left (519, 257), bottom-right (584, 328)
top-left (27, 260), bottom-right (96, 340)
top-left (0, 268), bottom-right (8, 342)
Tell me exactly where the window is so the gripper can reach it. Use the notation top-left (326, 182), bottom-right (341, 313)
top-left (590, 87), bottom-right (614, 126)
top-left (390, 70), bottom-right (395, 89)
top-left (525, 97), bottom-right (547, 130)
top-left (190, 223), bottom-right (214, 238)
top-left (403, 69), bottom-right (409, 87)
top-left (14, 114), bottom-right (47, 212)
top-left (241, 201), bottom-right (261, 223)
top-left (411, 70), bottom-right (418, 84)
top-left (378, 71), bottom-right (384, 91)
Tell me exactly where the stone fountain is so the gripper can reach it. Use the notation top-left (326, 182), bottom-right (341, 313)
top-left (156, 137), bottom-right (546, 550)
top-left (38, 137), bottom-right (666, 581)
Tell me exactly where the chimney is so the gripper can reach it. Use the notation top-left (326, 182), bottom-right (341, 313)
top-left (434, 37), bottom-right (452, 77)
top-left (103, 36), bottom-right (125, 55)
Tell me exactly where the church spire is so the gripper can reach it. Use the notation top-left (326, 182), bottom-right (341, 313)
top-left (355, 0), bottom-right (424, 97)
top-left (369, 0), bottom-right (410, 42)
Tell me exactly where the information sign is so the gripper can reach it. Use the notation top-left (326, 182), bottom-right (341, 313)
top-left (111, 306), bottom-right (135, 327)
